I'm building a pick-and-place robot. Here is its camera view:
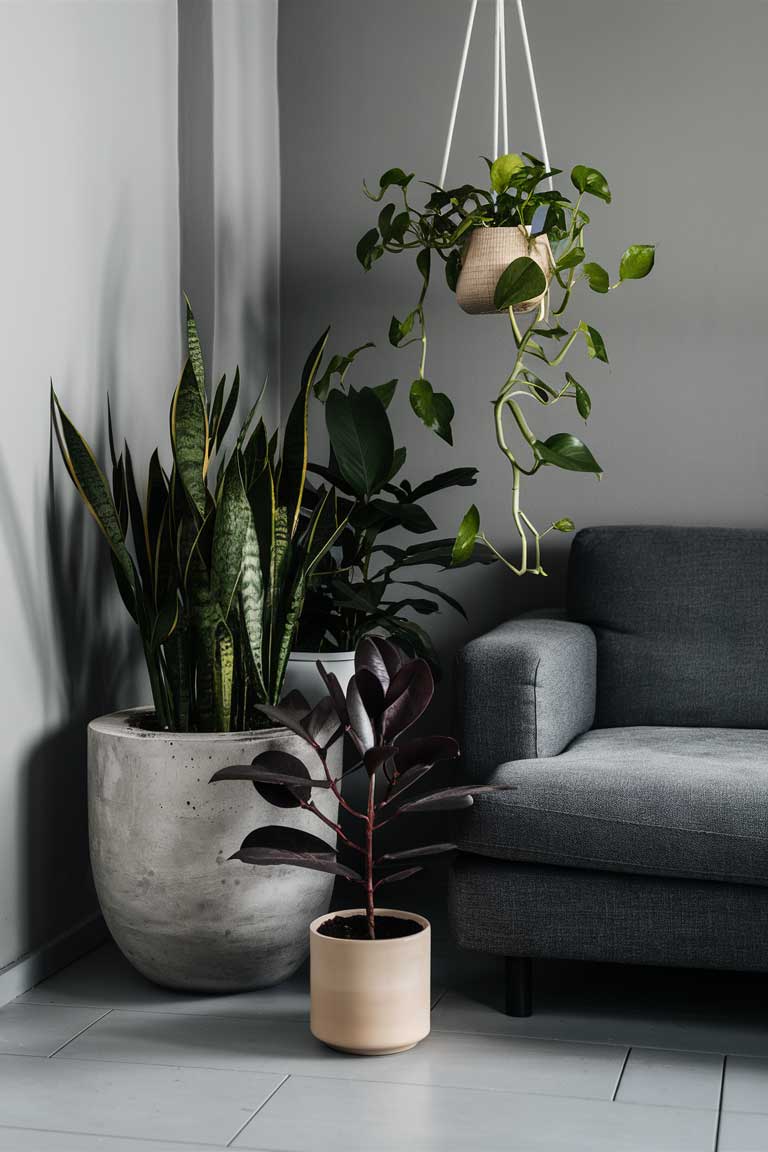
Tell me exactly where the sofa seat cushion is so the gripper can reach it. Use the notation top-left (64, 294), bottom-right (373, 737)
top-left (458, 726), bottom-right (768, 886)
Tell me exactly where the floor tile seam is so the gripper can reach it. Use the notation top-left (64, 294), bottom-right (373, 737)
top-left (227, 1076), bottom-right (291, 1147)
top-left (47, 1009), bottom-right (115, 1058)
top-left (0, 1120), bottom-right (229, 1148)
top-left (17, 1002), bottom-right (311, 1024)
top-left (610, 1047), bottom-right (631, 1101)
top-left (429, 1022), bottom-right (740, 1057)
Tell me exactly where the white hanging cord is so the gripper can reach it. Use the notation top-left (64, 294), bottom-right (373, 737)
top-left (493, 0), bottom-right (501, 161)
top-left (499, 0), bottom-right (509, 154)
top-left (439, 0), bottom-right (478, 188)
top-left (515, 0), bottom-right (553, 190)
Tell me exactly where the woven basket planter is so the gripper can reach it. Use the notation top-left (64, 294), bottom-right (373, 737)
top-left (455, 225), bottom-right (554, 315)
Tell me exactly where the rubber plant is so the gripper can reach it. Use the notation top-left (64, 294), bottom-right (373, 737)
top-left (211, 635), bottom-right (515, 939)
top-left (357, 152), bottom-right (655, 575)
top-left (298, 343), bottom-right (495, 663)
top-left (51, 306), bottom-right (345, 732)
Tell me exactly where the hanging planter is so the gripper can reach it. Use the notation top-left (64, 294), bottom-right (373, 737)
top-left (455, 224), bottom-right (553, 315)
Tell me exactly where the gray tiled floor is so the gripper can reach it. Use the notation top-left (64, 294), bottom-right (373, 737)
top-left (2, 939), bottom-right (768, 1150)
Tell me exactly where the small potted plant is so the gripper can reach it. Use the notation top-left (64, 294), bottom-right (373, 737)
top-left (213, 635), bottom-right (513, 1054)
top-left (51, 306), bottom-right (346, 992)
top-left (357, 153), bottom-right (655, 573)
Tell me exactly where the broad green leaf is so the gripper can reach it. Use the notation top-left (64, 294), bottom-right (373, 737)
top-left (373, 378), bottom-right (397, 409)
top-left (445, 250), bottom-right (461, 292)
top-left (185, 295), bottom-right (205, 402)
top-left (356, 227), bottom-right (382, 269)
top-left (490, 153), bottom-right (525, 193)
top-left (569, 374), bottom-right (591, 420)
top-left (211, 452), bottom-right (251, 619)
top-left (493, 257), bottom-right (547, 311)
top-left (583, 262), bottom-right (609, 293)
top-left (387, 445), bottom-right (407, 481)
top-left (555, 245), bottom-right (585, 271)
top-left (171, 358), bottom-right (209, 517)
top-left (408, 467), bottom-right (477, 502)
top-left (278, 327), bottom-right (329, 535)
top-left (397, 579), bottom-right (467, 619)
top-left (570, 165), bottom-right (611, 203)
top-left (451, 504), bottom-right (479, 566)
top-left (536, 433), bottom-right (601, 473)
top-left (377, 202), bottom-right (395, 241)
top-left (578, 322), bottom-right (609, 362)
top-left (409, 379), bottom-right (454, 445)
top-left (552, 518), bottom-right (575, 532)
top-left (326, 385), bottom-right (394, 497)
top-left (619, 244), bottom-right (655, 280)
top-left (416, 247), bottom-right (431, 288)
top-left (389, 311), bottom-right (415, 347)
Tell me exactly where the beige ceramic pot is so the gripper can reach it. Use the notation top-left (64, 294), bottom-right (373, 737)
top-left (309, 908), bottom-right (431, 1055)
top-left (456, 225), bottom-right (553, 315)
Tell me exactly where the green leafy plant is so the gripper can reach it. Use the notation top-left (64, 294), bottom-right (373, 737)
top-left (298, 344), bottom-right (494, 662)
top-left (358, 153), bottom-right (655, 574)
top-left (51, 304), bottom-right (344, 732)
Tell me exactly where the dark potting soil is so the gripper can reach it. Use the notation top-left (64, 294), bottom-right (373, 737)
top-left (317, 914), bottom-right (424, 940)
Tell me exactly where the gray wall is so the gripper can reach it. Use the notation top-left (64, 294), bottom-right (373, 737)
top-left (278, 0), bottom-right (768, 666)
top-left (0, 0), bottom-right (180, 972)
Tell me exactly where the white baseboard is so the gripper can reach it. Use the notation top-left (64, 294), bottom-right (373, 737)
top-left (0, 913), bottom-right (107, 1007)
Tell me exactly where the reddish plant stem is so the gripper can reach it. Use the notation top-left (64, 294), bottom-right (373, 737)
top-left (314, 744), bottom-right (364, 821)
top-left (365, 769), bottom-right (376, 939)
top-left (302, 800), bottom-right (365, 856)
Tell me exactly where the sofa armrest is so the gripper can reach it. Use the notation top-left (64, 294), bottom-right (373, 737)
top-left (456, 614), bottom-right (596, 783)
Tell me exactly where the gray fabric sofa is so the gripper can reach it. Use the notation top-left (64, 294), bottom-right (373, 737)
top-left (448, 525), bottom-right (768, 1015)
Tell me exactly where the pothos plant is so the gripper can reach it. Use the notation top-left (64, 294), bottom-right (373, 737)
top-left (297, 343), bottom-right (495, 663)
top-left (357, 152), bottom-right (655, 575)
top-left (51, 305), bottom-right (344, 732)
top-left (211, 636), bottom-right (514, 939)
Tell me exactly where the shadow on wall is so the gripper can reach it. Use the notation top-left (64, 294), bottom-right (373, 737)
top-left (0, 230), bottom-right (141, 955)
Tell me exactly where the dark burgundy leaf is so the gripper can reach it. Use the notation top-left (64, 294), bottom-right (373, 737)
top-left (375, 866), bottom-right (423, 886)
top-left (381, 658), bottom-right (434, 740)
top-left (303, 694), bottom-right (342, 746)
top-left (398, 783), bottom-right (517, 814)
top-left (256, 703), bottom-right (318, 744)
top-left (316, 662), bottom-right (348, 724)
top-left (234, 825), bottom-right (363, 881)
top-left (355, 635), bottom-right (405, 690)
top-left (363, 744), bottom-right (396, 777)
top-left (394, 735), bottom-right (459, 774)
top-left (355, 667), bottom-right (386, 719)
top-left (211, 750), bottom-right (330, 809)
top-left (378, 843), bottom-right (455, 862)
top-left (346, 674), bottom-right (375, 750)
top-left (279, 688), bottom-right (311, 717)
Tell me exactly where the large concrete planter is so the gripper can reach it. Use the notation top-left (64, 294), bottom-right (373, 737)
top-left (88, 709), bottom-right (341, 992)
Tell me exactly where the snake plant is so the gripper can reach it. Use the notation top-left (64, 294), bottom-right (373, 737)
top-left (51, 305), bottom-right (344, 732)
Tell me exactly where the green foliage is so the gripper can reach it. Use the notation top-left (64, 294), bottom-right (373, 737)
top-left (356, 151), bottom-right (655, 576)
top-left (51, 306), bottom-right (344, 732)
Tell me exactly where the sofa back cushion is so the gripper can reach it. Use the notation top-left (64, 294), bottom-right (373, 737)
top-left (567, 526), bottom-right (768, 728)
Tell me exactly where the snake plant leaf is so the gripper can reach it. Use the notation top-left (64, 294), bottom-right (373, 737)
top-left (149, 593), bottom-right (179, 652)
top-left (570, 165), bottom-right (611, 203)
top-left (50, 386), bottom-right (136, 600)
top-left (535, 433), bottom-right (602, 473)
top-left (163, 615), bottom-right (190, 730)
top-left (451, 504), bottom-right (479, 566)
top-left (209, 373), bottom-right (226, 441)
top-left (273, 569), bottom-right (307, 701)
top-left (493, 257), bottom-right (547, 311)
top-left (619, 244), bottom-right (655, 281)
top-left (326, 385), bottom-right (395, 497)
top-left (240, 515), bottom-right (266, 698)
top-left (248, 458), bottom-right (276, 599)
top-left (124, 443), bottom-right (152, 598)
top-left (215, 367), bottom-right (240, 453)
top-left (145, 449), bottom-right (168, 580)
top-left (211, 452), bottom-right (250, 620)
top-left (278, 328), bottom-right (329, 536)
top-left (396, 579), bottom-right (467, 619)
top-left (153, 502), bottom-right (175, 606)
top-left (171, 358), bottom-right (209, 518)
top-left (184, 295), bottom-right (206, 403)
top-left (213, 620), bottom-right (234, 731)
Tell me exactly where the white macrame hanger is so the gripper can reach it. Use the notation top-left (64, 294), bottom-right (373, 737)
top-left (439, 0), bottom-right (553, 192)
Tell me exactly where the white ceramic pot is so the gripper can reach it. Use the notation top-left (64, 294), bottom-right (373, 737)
top-left (283, 650), bottom-right (356, 707)
top-left (309, 908), bottom-right (431, 1055)
top-left (88, 708), bottom-right (341, 992)
top-left (456, 225), bottom-right (553, 315)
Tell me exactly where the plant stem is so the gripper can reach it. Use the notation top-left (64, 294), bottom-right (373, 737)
top-left (366, 769), bottom-right (376, 939)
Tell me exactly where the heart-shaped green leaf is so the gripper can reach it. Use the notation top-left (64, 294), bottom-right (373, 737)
top-left (490, 153), bottom-right (525, 194)
top-left (536, 433), bottom-right (601, 473)
top-left (493, 256), bottom-right (547, 311)
top-left (578, 322), bottom-right (609, 363)
top-left (571, 165), bottom-right (611, 203)
top-left (409, 379), bottom-right (454, 445)
top-left (583, 262), bottom-right (609, 293)
top-left (451, 504), bottom-right (480, 566)
top-left (619, 244), bottom-right (656, 281)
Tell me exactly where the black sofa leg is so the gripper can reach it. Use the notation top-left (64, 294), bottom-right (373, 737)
top-left (505, 956), bottom-right (533, 1016)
